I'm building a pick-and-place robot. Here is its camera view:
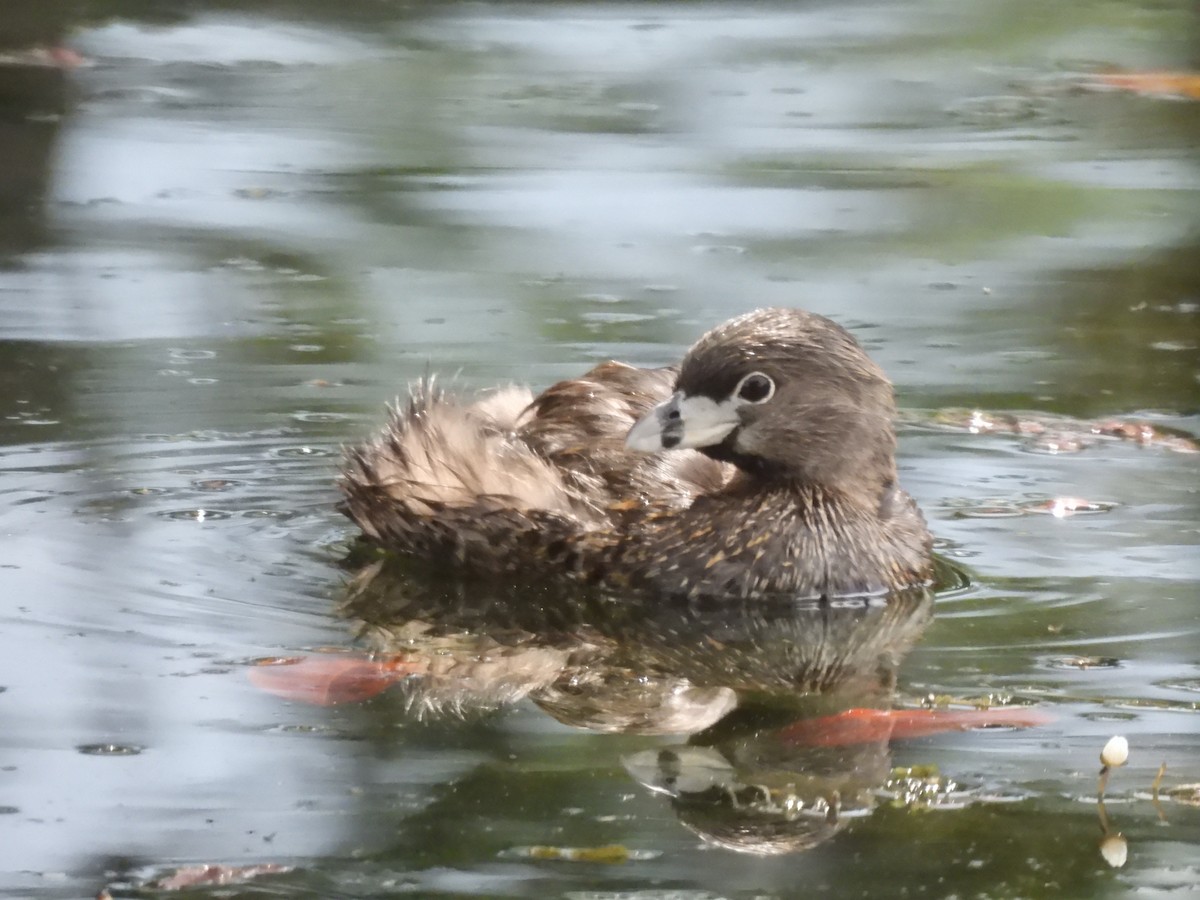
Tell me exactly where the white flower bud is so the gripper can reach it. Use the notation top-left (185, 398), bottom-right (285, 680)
top-left (1101, 735), bottom-right (1129, 768)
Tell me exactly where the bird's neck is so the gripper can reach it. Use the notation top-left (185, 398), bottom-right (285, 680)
top-left (726, 466), bottom-right (895, 520)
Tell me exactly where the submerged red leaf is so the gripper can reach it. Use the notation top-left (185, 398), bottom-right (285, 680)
top-left (781, 707), bottom-right (1053, 747)
top-left (1092, 71), bottom-right (1200, 100)
top-left (247, 653), bottom-right (424, 705)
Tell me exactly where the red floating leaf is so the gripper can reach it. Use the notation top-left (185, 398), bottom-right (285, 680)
top-left (247, 653), bottom-right (424, 706)
top-left (1092, 71), bottom-right (1200, 100)
top-left (781, 707), bottom-right (1053, 747)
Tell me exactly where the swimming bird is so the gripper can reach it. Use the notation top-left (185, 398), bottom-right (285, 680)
top-left (339, 308), bottom-right (931, 600)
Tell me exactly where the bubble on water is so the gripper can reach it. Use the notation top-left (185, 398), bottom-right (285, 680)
top-left (159, 508), bottom-right (233, 522)
top-left (272, 446), bottom-right (334, 458)
top-left (77, 743), bottom-right (144, 756)
top-left (168, 348), bottom-right (216, 361)
top-left (242, 509), bottom-right (295, 520)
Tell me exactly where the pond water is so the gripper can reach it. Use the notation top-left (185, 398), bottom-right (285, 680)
top-left (1, 1), bottom-right (1198, 897)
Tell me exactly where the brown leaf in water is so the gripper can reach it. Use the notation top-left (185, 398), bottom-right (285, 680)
top-left (523, 844), bottom-right (633, 863)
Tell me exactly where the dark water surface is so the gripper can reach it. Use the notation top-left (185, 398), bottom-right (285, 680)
top-left (2, 2), bottom-right (1198, 897)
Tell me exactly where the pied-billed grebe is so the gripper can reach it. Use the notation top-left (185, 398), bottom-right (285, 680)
top-left (339, 308), bottom-right (932, 599)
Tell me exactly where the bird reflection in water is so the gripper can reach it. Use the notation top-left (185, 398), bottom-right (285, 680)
top-left (251, 555), bottom-right (1047, 855)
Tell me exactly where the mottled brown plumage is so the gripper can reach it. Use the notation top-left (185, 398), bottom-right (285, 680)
top-left (339, 308), bottom-right (932, 599)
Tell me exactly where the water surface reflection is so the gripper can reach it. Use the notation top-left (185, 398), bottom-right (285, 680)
top-left (0, 1), bottom-right (1197, 898)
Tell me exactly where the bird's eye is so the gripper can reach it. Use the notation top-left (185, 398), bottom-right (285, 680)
top-left (735, 372), bottom-right (774, 404)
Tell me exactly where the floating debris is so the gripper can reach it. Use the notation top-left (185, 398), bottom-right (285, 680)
top-left (1046, 656), bottom-right (1122, 671)
top-left (912, 408), bottom-right (1198, 453)
top-left (507, 844), bottom-right (659, 863)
